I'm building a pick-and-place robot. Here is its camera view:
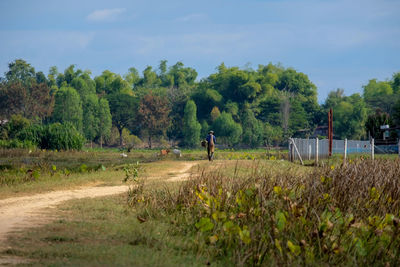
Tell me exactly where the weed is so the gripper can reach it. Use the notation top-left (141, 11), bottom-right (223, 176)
top-left (130, 159), bottom-right (400, 265)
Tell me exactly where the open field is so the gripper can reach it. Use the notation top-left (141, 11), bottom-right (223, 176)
top-left (0, 149), bottom-right (400, 266)
top-left (0, 148), bottom-right (286, 198)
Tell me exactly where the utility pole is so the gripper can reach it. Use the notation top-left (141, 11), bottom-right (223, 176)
top-left (328, 108), bottom-right (333, 157)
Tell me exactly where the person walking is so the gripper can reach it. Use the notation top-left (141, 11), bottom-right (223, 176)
top-left (206, 131), bottom-right (216, 161)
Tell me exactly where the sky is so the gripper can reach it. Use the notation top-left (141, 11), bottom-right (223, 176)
top-left (0, 0), bottom-right (399, 102)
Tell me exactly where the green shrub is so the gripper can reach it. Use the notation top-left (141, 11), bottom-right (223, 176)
top-left (41, 122), bottom-right (85, 150)
top-left (15, 122), bottom-right (84, 150)
top-left (16, 123), bottom-right (44, 146)
top-left (0, 139), bottom-right (35, 149)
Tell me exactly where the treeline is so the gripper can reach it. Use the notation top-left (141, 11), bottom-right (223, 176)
top-left (0, 59), bottom-right (399, 150)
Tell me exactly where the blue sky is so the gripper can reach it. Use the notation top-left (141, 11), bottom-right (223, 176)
top-left (0, 0), bottom-right (399, 102)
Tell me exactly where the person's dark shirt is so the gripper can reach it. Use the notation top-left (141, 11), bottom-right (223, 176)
top-left (206, 134), bottom-right (216, 144)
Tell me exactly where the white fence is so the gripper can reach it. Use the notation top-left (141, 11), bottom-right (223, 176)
top-left (289, 138), bottom-right (372, 162)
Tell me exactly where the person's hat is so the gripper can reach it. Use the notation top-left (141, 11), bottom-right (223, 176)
top-left (208, 130), bottom-right (214, 134)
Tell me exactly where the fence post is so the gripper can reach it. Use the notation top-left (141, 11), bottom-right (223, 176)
top-left (398, 139), bottom-right (400, 158)
top-left (291, 141), bottom-right (295, 161)
top-left (315, 138), bottom-right (319, 166)
top-left (308, 144), bottom-right (311, 160)
top-left (289, 140), bottom-right (295, 162)
top-left (290, 138), bottom-right (304, 165)
top-left (371, 138), bottom-right (374, 160)
top-left (344, 138), bottom-right (347, 163)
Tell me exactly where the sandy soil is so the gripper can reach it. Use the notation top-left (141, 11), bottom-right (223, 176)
top-left (0, 185), bottom-right (130, 243)
top-left (0, 161), bottom-right (200, 265)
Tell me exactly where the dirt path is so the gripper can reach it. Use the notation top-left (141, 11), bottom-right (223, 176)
top-left (166, 162), bottom-right (199, 182)
top-left (0, 161), bottom-right (199, 244)
top-left (0, 185), bottom-right (129, 243)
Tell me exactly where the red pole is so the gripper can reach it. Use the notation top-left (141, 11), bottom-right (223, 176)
top-left (328, 109), bottom-right (333, 156)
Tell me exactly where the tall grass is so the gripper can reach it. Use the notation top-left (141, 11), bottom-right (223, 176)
top-left (129, 159), bottom-right (400, 266)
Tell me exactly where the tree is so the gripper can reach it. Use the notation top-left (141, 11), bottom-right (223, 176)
top-left (0, 82), bottom-right (27, 119)
top-left (183, 100), bottom-right (201, 147)
top-left (124, 67), bottom-right (140, 90)
top-left (257, 95), bottom-right (282, 126)
top-left (0, 81), bottom-right (53, 121)
top-left (392, 72), bottom-right (400, 94)
top-left (52, 87), bottom-right (83, 132)
top-left (138, 92), bottom-right (171, 148)
top-left (212, 112), bottom-right (242, 146)
top-left (95, 70), bottom-right (131, 95)
top-left (324, 92), bottom-right (367, 139)
top-left (140, 66), bottom-right (160, 88)
top-left (208, 65), bottom-right (260, 104)
top-left (35, 71), bottom-right (47, 84)
top-left (241, 106), bottom-right (264, 147)
top-left (210, 106), bottom-right (221, 122)
top-left (97, 98), bottom-right (112, 148)
top-left (363, 79), bottom-right (396, 114)
top-left (289, 98), bottom-right (309, 136)
top-left (82, 94), bottom-right (99, 145)
top-left (200, 120), bottom-right (209, 139)
top-left (108, 93), bottom-right (137, 146)
top-left (5, 114), bottom-right (31, 139)
top-left (365, 109), bottom-right (391, 139)
top-left (161, 61), bottom-right (198, 88)
top-left (191, 82), bottom-right (223, 122)
top-left (5, 59), bottom-right (35, 86)
top-left (264, 123), bottom-right (283, 146)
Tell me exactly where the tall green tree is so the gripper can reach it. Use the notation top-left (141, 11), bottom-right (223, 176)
top-left (52, 87), bottom-right (83, 132)
top-left (241, 106), bottom-right (264, 147)
top-left (108, 93), bottom-right (137, 146)
top-left (97, 98), bottom-right (112, 148)
top-left (82, 94), bottom-right (99, 145)
top-left (183, 100), bottom-right (201, 147)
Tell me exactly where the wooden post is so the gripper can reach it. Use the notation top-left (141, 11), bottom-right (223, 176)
top-left (315, 138), bottom-right (319, 166)
top-left (308, 144), bottom-right (312, 160)
top-left (291, 141), bottom-right (296, 162)
top-left (344, 138), bottom-right (347, 163)
top-left (328, 109), bottom-right (333, 157)
top-left (288, 141), bottom-right (292, 162)
top-left (291, 138), bottom-right (304, 165)
top-left (371, 138), bottom-right (374, 160)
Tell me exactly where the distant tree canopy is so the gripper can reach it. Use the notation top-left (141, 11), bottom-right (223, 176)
top-left (1, 58), bottom-right (399, 150)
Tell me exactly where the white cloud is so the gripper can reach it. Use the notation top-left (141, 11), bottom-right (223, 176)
top-left (87, 8), bottom-right (126, 22)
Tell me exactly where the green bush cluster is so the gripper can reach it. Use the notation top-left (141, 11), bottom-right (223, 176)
top-left (130, 159), bottom-right (400, 265)
top-left (1, 117), bottom-right (85, 150)
top-left (0, 139), bottom-right (35, 149)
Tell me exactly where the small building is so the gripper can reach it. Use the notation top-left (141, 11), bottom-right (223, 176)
top-left (311, 125), bottom-right (328, 138)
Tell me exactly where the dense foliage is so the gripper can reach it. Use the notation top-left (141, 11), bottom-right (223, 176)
top-left (0, 59), bottom-right (399, 149)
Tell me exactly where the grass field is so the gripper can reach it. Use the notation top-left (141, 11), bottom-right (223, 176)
top-left (1, 149), bottom-right (400, 266)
